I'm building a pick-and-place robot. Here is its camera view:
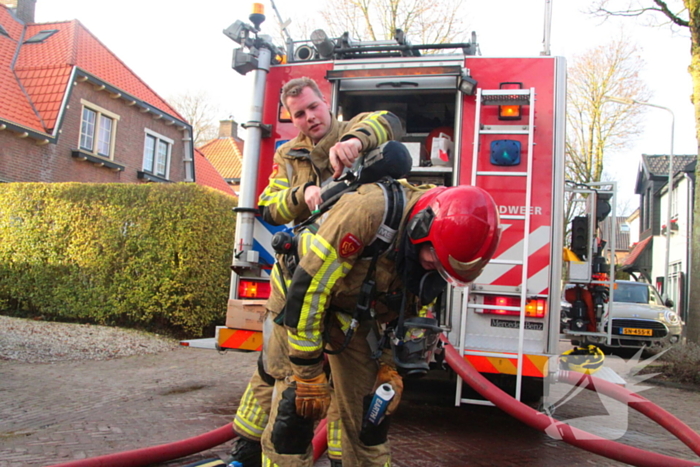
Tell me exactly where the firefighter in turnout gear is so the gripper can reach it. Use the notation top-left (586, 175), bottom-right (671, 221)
top-left (258, 77), bottom-right (403, 225)
top-left (230, 76), bottom-right (403, 467)
top-left (260, 183), bottom-right (501, 467)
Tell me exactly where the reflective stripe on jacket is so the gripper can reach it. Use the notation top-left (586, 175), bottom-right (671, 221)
top-left (283, 181), bottom-right (431, 377)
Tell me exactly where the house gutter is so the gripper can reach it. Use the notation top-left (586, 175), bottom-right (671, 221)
top-left (183, 125), bottom-right (194, 182)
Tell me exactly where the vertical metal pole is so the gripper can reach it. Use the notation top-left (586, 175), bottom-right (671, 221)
top-left (541, 0), bottom-right (553, 56)
top-left (664, 110), bottom-right (675, 302)
top-left (606, 98), bottom-right (676, 301)
top-left (233, 47), bottom-right (271, 269)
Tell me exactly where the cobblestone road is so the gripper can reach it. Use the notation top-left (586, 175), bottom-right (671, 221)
top-left (2, 345), bottom-right (700, 467)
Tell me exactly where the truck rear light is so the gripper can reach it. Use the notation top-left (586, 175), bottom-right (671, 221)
top-left (278, 102), bottom-right (291, 122)
top-left (498, 82), bottom-right (523, 121)
top-left (238, 279), bottom-right (271, 299)
top-left (481, 296), bottom-right (546, 318)
top-left (499, 105), bottom-right (521, 120)
top-left (526, 299), bottom-right (547, 318)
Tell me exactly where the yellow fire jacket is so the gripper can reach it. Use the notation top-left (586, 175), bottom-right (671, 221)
top-left (257, 111), bottom-right (403, 226)
top-left (283, 181), bottom-right (433, 378)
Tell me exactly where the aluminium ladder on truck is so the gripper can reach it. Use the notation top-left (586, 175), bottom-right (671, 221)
top-left (455, 87), bottom-right (536, 405)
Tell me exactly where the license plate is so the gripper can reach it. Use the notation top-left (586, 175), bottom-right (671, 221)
top-left (622, 328), bottom-right (653, 336)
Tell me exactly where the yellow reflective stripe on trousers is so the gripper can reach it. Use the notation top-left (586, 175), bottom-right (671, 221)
top-left (365, 111), bottom-right (389, 143)
top-left (288, 236), bottom-right (351, 353)
top-left (327, 418), bottom-right (342, 459)
top-left (233, 383), bottom-right (268, 440)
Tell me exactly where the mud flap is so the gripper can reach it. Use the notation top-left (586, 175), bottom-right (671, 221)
top-left (271, 387), bottom-right (315, 454)
top-left (359, 394), bottom-right (391, 446)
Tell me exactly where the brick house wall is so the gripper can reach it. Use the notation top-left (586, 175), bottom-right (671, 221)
top-left (0, 79), bottom-right (187, 183)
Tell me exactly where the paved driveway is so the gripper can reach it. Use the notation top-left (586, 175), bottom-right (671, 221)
top-left (2, 345), bottom-right (700, 466)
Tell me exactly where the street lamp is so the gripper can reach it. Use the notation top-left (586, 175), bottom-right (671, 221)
top-left (607, 96), bottom-right (676, 301)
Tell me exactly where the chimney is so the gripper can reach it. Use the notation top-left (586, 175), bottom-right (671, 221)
top-left (0, 0), bottom-right (17, 12)
top-left (14, 0), bottom-right (36, 23)
top-left (218, 119), bottom-right (239, 139)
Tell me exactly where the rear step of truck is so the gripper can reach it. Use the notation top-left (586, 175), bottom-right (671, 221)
top-left (180, 326), bottom-right (263, 351)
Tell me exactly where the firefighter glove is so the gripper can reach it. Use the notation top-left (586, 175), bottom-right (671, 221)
top-left (292, 373), bottom-right (331, 420)
top-left (373, 364), bottom-right (403, 415)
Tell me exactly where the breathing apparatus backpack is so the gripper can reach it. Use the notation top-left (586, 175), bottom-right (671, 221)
top-left (270, 141), bottom-right (410, 325)
top-left (270, 141), bottom-right (443, 374)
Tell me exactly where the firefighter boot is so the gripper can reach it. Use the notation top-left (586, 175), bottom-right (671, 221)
top-left (228, 436), bottom-right (262, 467)
top-left (330, 459), bottom-right (342, 467)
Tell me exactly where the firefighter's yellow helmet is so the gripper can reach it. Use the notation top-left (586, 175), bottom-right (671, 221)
top-left (560, 345), bottom-right (605, 374)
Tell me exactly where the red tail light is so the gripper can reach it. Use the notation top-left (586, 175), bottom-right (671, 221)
top-left (481, 296), bottom-right (546, 318)
top-left (238, 279), bottom-right (271, 299)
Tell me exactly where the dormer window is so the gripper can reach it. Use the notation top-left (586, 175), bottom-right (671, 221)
top-left (24, 29), bottom-right (58, 44)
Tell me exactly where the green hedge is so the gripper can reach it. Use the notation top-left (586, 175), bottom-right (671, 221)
top-left (0, 183), bottom-right (237, 336)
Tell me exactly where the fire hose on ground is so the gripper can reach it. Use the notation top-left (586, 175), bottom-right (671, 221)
top-left (48, 417), bottom-right (328, 467)
top-left (49, 339), bottom-right (700, 467)
top-left (440, 335), bottom-right (700, 467)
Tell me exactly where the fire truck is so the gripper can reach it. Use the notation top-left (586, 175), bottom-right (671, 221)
top-left (198, 4), bottom-right (620, 404)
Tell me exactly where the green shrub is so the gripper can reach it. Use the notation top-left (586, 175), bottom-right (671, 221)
top-left (0, 183), bottom-right (237, 337)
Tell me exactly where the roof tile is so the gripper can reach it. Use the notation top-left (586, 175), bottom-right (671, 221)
top-left (622, 236), bottom-right (652, 267)
top-left (1, 6), bottom-right (186, 135)
top-left (198, 137), bottom-right (245, 179)
top-left (642, 154), bottom-right (696, 178)
top-left (194, 148), bottom-right (236, 197)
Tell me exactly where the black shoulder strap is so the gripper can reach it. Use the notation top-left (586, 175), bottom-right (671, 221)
top-left (361, 178), bottom-right (405, 258)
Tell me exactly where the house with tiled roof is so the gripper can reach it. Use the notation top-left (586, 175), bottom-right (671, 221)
top-left (198, 119), bottom-right (244, 195)
top-left (623, 153), bottom-right (696, 322)
top-left (0, 0), bottom-right (197, 185)
top-left (193, 148), bottom-right (235, 197)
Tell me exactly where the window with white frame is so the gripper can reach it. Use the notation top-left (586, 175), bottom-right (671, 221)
top-left (669, 262), bottom-right (682, 312)
top-left (79, 100), bottom-right (119, 158)
top-left (670, 182), bottom-right (678, 218)
top-left (142, 130), bottom-right (173, 179)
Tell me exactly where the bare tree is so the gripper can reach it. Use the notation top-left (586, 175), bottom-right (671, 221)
top-left (565, 38), bottom-right (651, 230)
top-left (567, 38), bottom-right (650, 185)
top-left (167, 91), bottom-right (220, 147)
top-left (588, 1), bottom-right (700, 343)
top-left (318, 0), bottom-right (469, 45)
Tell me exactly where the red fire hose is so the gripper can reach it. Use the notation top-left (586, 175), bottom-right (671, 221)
top-left (48, 424), bottom-right (237, 467)
top-left (312, 418), bottom-right (329, 460)
top-left (48, 421), bottom-right (328, 467)
top-left (558, 370), bottom-right (700, 456)
top-left (47, 342), bottom-right (700, 467)
top-left (442, 336), bottom-right (700, 466)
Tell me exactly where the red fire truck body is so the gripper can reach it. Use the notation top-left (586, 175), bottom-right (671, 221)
top-left (215, 14), bottom-right (576, 402)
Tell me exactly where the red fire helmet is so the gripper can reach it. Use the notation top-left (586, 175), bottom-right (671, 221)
top-left (407, 185), bottom-right (501, 286)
